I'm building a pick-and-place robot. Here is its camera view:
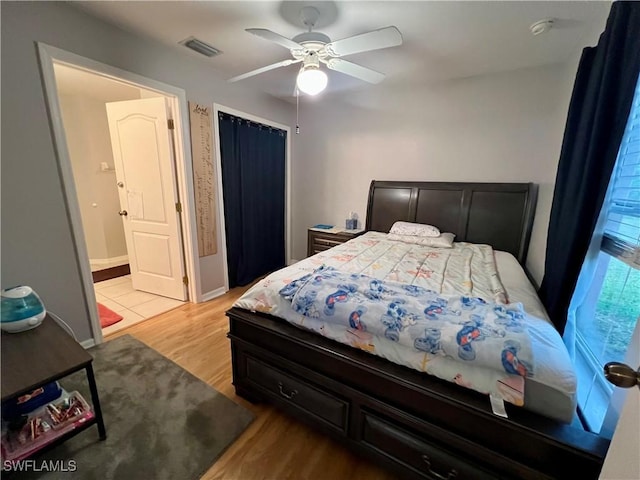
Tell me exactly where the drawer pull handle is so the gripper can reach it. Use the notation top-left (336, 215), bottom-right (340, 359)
top-left (316, 238), bottom-right (342, 246)
top-left (421, 454), bottom-right (458, 480)
top-left (278, 382), bottom-right (298, 400)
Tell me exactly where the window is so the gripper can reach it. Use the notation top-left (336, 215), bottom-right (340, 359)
top-left (574, 78), bottom-right (640, 433)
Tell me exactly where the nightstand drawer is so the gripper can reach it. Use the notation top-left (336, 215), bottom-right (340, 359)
top-left (314, 237), bottom-right (345, 248)
top-left (307, 228), bottom-right (363, 257)
top-left (311, 243), bottom-right (334, 254)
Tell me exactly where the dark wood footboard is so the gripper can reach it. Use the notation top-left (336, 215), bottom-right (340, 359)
top-left (227, 307), bottom-right (609, 480)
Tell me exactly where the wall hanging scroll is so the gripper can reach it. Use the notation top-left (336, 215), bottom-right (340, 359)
top-left (188, 102), bottom-right (217, 257)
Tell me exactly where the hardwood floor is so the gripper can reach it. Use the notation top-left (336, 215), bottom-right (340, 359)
top-left (105, 286), bottom-right (395, 480)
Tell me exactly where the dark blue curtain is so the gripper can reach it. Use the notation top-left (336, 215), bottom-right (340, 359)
top-left (218, 112), bottom-right (286, 287)
top-left (539, 2), bottom-right (640, 334)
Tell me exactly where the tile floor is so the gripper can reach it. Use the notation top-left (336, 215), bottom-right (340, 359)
top-left (94, 275), bottom-right (185, 336)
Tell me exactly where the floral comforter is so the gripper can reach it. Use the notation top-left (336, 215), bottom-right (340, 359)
top-left (234, 232), bottom-right (537, 406)
top-left (281, 266), bottom-right (534, 379)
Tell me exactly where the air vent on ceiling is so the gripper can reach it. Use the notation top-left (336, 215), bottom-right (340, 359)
top-left (180, 37), bottom-right (222, 58)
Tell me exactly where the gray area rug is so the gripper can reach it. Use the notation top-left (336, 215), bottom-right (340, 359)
top-left (22, 335), bottom-right (253, 479)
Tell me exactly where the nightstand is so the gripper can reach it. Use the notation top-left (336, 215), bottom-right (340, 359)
top-left (307, 228), bottom-right (364, 257)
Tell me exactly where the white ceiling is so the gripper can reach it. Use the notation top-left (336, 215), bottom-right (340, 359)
top-left (73, 1), bottom-right (611, 100)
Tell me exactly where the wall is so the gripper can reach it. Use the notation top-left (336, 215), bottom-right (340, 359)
top-left (58, 91), bottom-right (137, 262)
top-left (1, 1), bottom-right (294, 342)
top-left (288, 3), bottom-right (609, 284)
top-left (0, 1), bottom-right (607, 342)
top-left (290, 63), bottom-right (580, 284)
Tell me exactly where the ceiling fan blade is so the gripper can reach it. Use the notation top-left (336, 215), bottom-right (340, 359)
top-left (246, 28), bottom-right (304, 51)
top-left (325, 26), bottom-right (403, 57)
top-left (325, 58), bottom-right (385, 84)
top-left (228, 59), bottom-right (302, 83)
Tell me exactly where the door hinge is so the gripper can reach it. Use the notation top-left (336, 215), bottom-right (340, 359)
top-left (168, 119), bottom-right (175, 130)
top-left (175, 202), bottom-right (182, 213)
top-left (183, 275), bottom-right (189, 286)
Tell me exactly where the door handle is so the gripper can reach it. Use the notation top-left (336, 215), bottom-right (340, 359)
top-left (604, 362), bottom-right (640, 389)
top-left (118, 210), bottom-right (128, 216)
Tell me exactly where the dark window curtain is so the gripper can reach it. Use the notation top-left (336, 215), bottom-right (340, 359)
top-left (218, 112), bottom-right (286, 287)
top-left (539, 2), bottom-right (640, 334)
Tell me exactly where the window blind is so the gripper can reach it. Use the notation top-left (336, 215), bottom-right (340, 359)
top-left (602, 77), bottom-right (640, 269)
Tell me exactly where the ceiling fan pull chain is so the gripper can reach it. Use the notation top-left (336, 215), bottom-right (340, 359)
top-left (296, 87), bottom-right (300, 134)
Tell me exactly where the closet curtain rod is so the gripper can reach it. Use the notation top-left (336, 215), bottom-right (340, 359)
top-left (218, 111), bottom-right (286, 136)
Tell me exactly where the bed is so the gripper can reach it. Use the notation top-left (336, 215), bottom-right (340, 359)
top-left (226, 181), bottom-right (610, 479)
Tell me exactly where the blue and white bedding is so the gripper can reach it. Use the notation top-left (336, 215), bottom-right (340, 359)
top-left (234, 232), bottom-right (576, 418)
top-left (281, 266), bottom-right (534, 379)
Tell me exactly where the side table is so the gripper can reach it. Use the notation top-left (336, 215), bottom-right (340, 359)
top-left (1, 315), bottom-right (106, 460)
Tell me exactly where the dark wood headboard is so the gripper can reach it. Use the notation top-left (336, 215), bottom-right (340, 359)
top-left (365, 181), bottom-right (538, 265)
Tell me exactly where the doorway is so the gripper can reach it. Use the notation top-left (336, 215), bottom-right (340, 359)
top-left (39, 44), bottom-right (201, 344)
top-left (52, 65), bottom-right (187, 335)
top-left (218, 111), bottom-right (286, 287)
top-left (213, 103), bottom-right (297, 290)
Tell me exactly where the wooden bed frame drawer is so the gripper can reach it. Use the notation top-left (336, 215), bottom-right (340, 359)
top-left (228, 307), bottom-right (609, 480)
top-left (243, 354), bottom-right (349, 432)
top-left (360, 411), bottom-right (497, 480)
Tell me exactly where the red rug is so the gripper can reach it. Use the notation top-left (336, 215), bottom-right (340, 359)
top-left (97, 303), bottom-right (123, 328)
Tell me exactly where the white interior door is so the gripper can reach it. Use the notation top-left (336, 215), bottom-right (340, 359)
top-left (106, 97), bottom-right (187, 301)
top-left (599, 318), bottom-right (640, 479)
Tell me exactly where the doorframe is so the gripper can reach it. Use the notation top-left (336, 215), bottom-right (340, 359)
top-left (213, 104), bottom-right (292, 291)
top-left (38, 43), bottom-right (201, 345)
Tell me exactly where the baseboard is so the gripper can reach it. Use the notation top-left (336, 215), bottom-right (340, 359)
top-left (93, 264), bottom-right (130, 283)
top-left (201, 287), bottom-right (227, 302)
top-left (81, 338), bottom-right (96, 349)
top-left (89, 254), bottom-right (129, 266)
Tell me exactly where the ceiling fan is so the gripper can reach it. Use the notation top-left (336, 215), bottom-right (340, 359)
top-left (228, 6), bottom-right (403, 96)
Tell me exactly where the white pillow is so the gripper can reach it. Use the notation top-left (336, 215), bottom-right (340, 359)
top-left (387, 232), bottom-right (455, 248)
top-left (389, 221), bottom-right (440, 237)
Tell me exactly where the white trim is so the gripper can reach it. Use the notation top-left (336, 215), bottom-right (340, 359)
top-left (89, 254), bottom-right (129, 266)
top-left (38, 44), bottom-right (103, 346)
top-left (213, 104), bottom-right (292, 289)
top-left (81, 339), bottom-right (96, 349)
top-left (576, 333), bottom-right (615, 396)
top-left (37, 43), bottom-right (201, 346)
top-left (212, 105), bottom-right (230, 292)
top-left (201, 286), bottom-right (228, 302)
top-left (165, 95), bottom-right (203, 302)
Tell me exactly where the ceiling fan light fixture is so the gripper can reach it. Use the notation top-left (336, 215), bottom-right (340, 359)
top-left (296, 65), bottom-right (328, 96)
top-left (233, 13), bottom-right (403, 96)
